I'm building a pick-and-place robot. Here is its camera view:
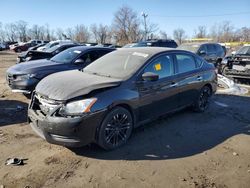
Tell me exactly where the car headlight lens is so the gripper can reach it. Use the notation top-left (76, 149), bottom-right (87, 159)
top-left (16, 74), bottom-right (35, 80)
top-left (221, 59), bottom-right (228, 65)
top-left (60, 98), bottom-right (97, 116)
top-left (25, 56), bottom-right (32, 61)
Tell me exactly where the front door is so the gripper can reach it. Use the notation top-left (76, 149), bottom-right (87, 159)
top-left (137, 53), bottom-right (179, 122)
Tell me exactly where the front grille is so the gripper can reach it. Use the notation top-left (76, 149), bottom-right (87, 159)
top-left (6, 74), bottom-right (15, 85)
top-left (31, 93), bottom-right (62, 116)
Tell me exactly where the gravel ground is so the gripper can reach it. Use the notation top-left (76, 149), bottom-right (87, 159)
top-left (0, 51), bottom-right (250, 188)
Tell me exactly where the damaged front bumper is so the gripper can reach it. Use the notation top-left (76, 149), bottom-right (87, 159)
top-left (27, 94), bottom-right (106, 147)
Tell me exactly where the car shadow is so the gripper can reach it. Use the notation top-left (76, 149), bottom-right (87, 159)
top-left (71, 94), bottom-right (250, 160)
top-left (0, 100), bottom-right (28, 126)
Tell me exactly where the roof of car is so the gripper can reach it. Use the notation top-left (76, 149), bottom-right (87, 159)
top-left (66, 46), bottom-right (115, 51)
top-left (117, 47), bottom-right (176, 55)
top-left (180, 42), bottom-right (220, 46)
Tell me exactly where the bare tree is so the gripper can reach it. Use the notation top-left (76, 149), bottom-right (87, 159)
top-left (194, 25), bottom-right (207, 38)
top-left (44, 24), bottom-right (52, 41)
top-left (240, 27), bottom-right (250, 42)
top-left (112, 5), bottom-right (141, 45)
top-left (5, 23), bottom-right (18, 42)
top-left (173, 28), bottom-right (186, 44)
top-left (220, 21), bottom-right (234, 42)
top-left (159, 30), bottom-right (168, 39)
top-left (209, 21), bottom-right (234, 42)
top-left (16, 20), bottom-right (28, 42)
top-left (141, 14), bottom-right (158, 40)
top-left (0, 22), bottom-right (5, 41)
top-left (65, 27), bottom-right (75, 40)
top-left (29, 24), bottom-right (46, 40)
top-left (90, 24), bottom-right (111, 43)
top-left (56, 28), bottom-right (64, 40)
top-left (74, 24), bottom-right (90, 42)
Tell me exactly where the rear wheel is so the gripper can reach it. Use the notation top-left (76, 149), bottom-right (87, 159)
top-left (97, 107), bottom-right (133, 150)
top-left (193, 86), bottom-right (212, 112)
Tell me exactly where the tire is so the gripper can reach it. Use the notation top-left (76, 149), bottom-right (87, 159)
top-left (17, 48), bottom-right (22, 53)
top-left (193, 86), bottom-right (212, 112)
top-left (23, 93), bottom-right (31, 99)
top-left (97, 107), bottom-right (133, 150)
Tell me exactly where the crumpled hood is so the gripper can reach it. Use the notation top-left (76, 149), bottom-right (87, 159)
top-left (36, 70), bottom-right (122, 100)
top-left (7, 59), bottom-right (59, 75)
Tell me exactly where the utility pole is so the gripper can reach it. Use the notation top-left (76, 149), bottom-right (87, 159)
top-left (141, 12), bottom-right (148, 40)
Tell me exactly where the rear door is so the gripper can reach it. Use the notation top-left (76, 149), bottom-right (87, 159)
top-left (174, 53), bottom-right (204, 107)
top-left (137, 53), bottom-right (179, 121)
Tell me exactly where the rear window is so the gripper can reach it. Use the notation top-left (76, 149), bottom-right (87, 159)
top-left (176, 54), bottom-right (197, 73)
top-left (206, 44), bottom-right (216, 53)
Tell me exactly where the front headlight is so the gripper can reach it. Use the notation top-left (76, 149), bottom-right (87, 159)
top-left (60, 98), bottom-right (97, 116)
top-left (221, 59), bottom-right (228, 65)
top-left (16, 74), bottom-right (35, 80)
top-left (25, 56), bottom-right (32, 61)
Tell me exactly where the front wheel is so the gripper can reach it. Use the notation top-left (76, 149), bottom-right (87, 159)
top-left (193, 86), bottom-right (212, 112)
top-left (97, 107), bottom-right (133, 150)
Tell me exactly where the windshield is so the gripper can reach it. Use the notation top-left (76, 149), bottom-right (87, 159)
top-left (50, 48), bottom-right (82, 63)
top-left (178, 44), bottom-right (200, 52)
top-left (45, 45), bottom-right (60, 53)
top-left (42, 42), bottom-right (52, 50)
top-left (84, 50), bottom-right (150, 79)
top-left (236, 46), bottom-right (250, 55)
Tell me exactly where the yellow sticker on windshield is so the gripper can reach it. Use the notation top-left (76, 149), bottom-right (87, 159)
top-left (155, 63), bottom-right (161, 71)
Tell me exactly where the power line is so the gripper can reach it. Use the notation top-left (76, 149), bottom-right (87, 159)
top-left (151, 11), bottom-right (250, 18)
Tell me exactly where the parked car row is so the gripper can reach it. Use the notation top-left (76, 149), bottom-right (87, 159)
top-left (7, 46), bottom-right (114, 95)
top-left (6, 41), bottom-right (217, 150)
top-left (9, 40), bottom-right (49, 52)
top-left (17, 43), bottom-right (81, 63)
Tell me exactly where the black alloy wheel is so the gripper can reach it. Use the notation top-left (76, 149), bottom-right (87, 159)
top-left (193, 86), bottom-right (211, 112)
top-left (98, 107), bottom-right (133, 150)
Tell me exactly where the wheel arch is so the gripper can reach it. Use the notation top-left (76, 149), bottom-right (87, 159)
top-left (95, 102), bottom-right (136, 141)
top-left (203, 83), bottom-right (213, 94)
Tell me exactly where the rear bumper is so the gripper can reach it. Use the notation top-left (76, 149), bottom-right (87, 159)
top-left (28, 108), bottom-right (107, 147)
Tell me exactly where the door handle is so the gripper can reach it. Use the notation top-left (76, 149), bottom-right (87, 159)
top-left (170, 82), bottom-right (178, 87)
top-left (197, 76), bottom-right (202, 81)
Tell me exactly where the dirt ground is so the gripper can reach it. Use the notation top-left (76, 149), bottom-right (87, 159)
top-left (0, 51), bottom-right (250, 188)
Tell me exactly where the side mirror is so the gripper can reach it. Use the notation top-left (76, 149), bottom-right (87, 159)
top-left (199, 50), bottom-right (206, 56)
top-left (142, 72), bottom-right (159, 82)
top-left (74, 59), bottom-right (84, 64)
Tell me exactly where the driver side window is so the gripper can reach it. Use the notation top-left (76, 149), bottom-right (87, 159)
top-left (77, 51), bottom-right (99, 65)
top-left (144, 54), bottom-right (174, 79)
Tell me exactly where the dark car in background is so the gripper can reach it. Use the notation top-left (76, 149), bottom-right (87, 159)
top-left (133, 39), bottom-right (178, 48)
top-left (17, 43), bottom-right (81, 63)
top-left (28, 47), bottom-right (217, 150)
top-left (6, 46), bottom-right (114, 95)
top-left (178, 43), bottom-right (225, 68)
top-left (222, 45), bottom-right (250, 83)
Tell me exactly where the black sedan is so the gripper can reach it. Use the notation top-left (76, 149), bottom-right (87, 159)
top-left (17, 43), bottom-right (81, 63)
top-left (28, 47), bottom-right (217, 150)
top-left (6, 46), bottom-right (114, 95)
